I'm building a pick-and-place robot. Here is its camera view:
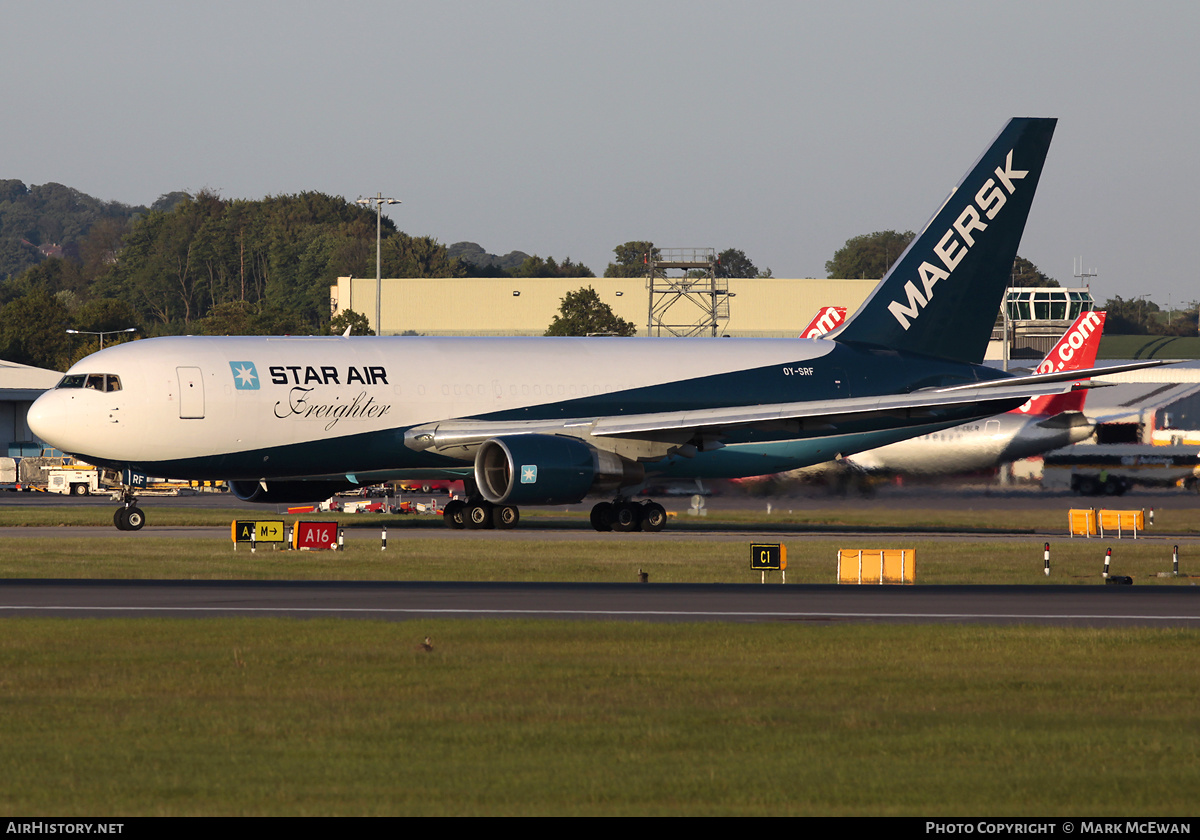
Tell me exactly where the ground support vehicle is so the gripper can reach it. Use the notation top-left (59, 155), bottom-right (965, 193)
top-left (1042, 445), bottom-right (1200, 495)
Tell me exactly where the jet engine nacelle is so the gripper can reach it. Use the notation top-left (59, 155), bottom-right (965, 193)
top-left (474, 435), bottom-right (643, 505)
top-left (228, 479), bottom-right (356, 504)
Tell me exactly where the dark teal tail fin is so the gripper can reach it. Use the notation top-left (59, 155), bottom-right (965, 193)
top-left (830, 117), bottom-right (1057, 364)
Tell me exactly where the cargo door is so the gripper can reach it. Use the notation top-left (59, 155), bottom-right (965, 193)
top-left (177, 367), bottom-right (205, 419)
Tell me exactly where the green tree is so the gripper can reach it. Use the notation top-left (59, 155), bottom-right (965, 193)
top-left (716, 248), bottom-right (759, 279)
top-left (544, 286), bottom-right (636, 336)
top-left (0, 237), bottom-right (41, 280)
top-left (512, 255), bottom-right (595, 278)
top-left (195, 300), bottom-right (259, 335)
top-left (103, 193), bottom-right (218, 325)
top-left (330, 309), bottom-right (375, 336)
top-left (1010, 257), bottom-right (1058, 287)
top-left (193, 300), bottom-right (310, 336)
top-left (448, 242), bottom-right (530, 276)
top-left (0, 289), bottom-right (72, 369)
top-left (826, 232), bottom-right (1054, 292)
top-left (151, 191), bottom-right (191, 213)
top-left (604, 241), bottom-right (658, 277)
top-left (825, 230), bottom-right (915, 278)
top-left (87, 188), bottom-right (460, 334)
top-left (72, 298), bottom-right (142, 334)
top-left (1102, 295), bottom-right (1159, 335)
top-left (380, 232), bottom-right (464, 279)
top-left (2, 257), bottom-right (87, 304)
top-left (0, 179), bottom-right (145, 280)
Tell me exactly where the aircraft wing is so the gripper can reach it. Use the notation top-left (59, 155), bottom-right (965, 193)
top-left (406, 359), bottom-right (1170, 456)
top-left (589, 378), bottom-right (1105, 438)
top-left (934, 360), bottom-right (1168, 394)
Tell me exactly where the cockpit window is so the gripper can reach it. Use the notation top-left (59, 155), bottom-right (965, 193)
top-left (56, 373), bottom-right (121, 392)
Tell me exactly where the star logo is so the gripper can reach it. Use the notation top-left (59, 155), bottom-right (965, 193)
top-left (520, 465), bottom-right (537, 484)
top-left (229, 361), bottom-right (260, 390)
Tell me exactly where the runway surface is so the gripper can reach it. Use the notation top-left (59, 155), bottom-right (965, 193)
top-left (3, 579), bottom-right (1199, 626)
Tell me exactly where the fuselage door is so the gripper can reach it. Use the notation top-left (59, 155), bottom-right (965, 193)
top-left (177, 367), bottom-right (205, 419)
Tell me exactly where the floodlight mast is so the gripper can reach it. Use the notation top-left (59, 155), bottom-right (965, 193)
top-left (355, 193), bottom-right (401, 335)
top-left (65, 327), bottom-right (137, 350)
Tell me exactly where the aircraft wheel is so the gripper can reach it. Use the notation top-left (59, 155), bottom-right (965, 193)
top-left (465, 501), bottom-right (494, 529)
top-left (612, 501), bottom-right (642, 532)
top-left (125, 507), bottom-right (146, 531)
top-left (114, 508), bottom-right (129, 531)
top-left (494, 505), bottom-right (520, 529)
top-left (443, 499), bottom-right (466, 529)
top-left (641, 502), bottom-right (667, 532)
top-left (590, 502), bottom-right (614, 532)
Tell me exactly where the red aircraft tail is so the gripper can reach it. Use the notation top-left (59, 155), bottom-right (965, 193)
top-left (1011, 310), bottom-right (1106, 416)
top-left (799, 306), bottom-right (847, 338)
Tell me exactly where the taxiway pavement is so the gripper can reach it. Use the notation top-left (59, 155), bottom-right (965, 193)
top-left (3, 579), bottom-right (1199, 627)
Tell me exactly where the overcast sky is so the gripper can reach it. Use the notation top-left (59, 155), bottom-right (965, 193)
top-left (7, 1), bottom-right (1198, 308)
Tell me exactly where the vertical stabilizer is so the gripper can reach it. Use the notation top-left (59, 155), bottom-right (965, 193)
top-left (1012, 310), bottom-right (1106, 416)
top-left (830, 118), bottom-right (1057, 364)
top-left (799, 306), bottom-right (847, 338)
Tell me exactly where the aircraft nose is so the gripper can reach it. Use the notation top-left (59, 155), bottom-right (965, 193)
top-left (28, 389), bottom-right (75, 453)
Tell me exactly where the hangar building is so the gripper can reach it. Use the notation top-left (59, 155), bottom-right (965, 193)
top-left (0, 360), bottom-right (63, 455)
top-left (330, 276), bottom-right (879, 338)
top-left (330, 276), bottom-right (1097, 363)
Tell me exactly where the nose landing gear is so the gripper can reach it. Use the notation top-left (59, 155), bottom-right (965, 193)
top-left (113, 490), bottom-right (145, 531)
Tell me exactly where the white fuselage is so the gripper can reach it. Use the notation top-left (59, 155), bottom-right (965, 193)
top-left (31, 334), bottom-right (846, 476)
top-left (844, 411), bottom-right (1093, 474)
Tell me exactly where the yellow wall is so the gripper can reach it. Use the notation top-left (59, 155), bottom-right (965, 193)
top-left (330, 277), bottom-right (878, 337)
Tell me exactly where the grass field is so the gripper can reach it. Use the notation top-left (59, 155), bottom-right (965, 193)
top-left (2, 504), bottom-right (1199, 815)
top-left (1098, 333), bottom-right (1200, 360)
top-left (0, 498), bottom-right (1196, 535)
top-left (2, 618), bottom-right (1199, 816)
top-left (0, 535), bottom-right (1194, 584)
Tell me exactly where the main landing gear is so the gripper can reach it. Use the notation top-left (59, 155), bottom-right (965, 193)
top-left (113, 490), bottom-right (146, 531)
top-left (441, 496), bottom-right (667, 532)
top-left (589, 499), bottom-right (666, 533)
top-left (442, 498), bottom-right (521, 530)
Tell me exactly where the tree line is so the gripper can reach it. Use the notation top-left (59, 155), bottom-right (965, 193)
top-left (7, 179), bottom-right (1186, 370)
top-left (0, 180), bottom-right (775, 366)
top-left (825, 230), bottom-right (1198, 337)
top-left (0, 187), bottom-right (467, 368)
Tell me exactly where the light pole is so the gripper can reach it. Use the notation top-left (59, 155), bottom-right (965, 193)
top-left (66, 327), bottom-right (137, 350)
top-left (355, 193), bottom-right (400, 335)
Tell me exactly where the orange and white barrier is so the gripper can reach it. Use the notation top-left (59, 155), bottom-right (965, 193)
top-left (1098, 509), bottom-right (1145, 539)
top-left (837, 549), bottom-right (915, 584)
top-left (1068, 509), bottom-right (1097, 537)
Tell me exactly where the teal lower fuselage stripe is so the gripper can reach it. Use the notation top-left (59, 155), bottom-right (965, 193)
top-left (74, 344), bottom-right (1014, 483)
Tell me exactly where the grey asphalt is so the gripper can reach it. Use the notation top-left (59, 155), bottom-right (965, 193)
top-left (2, 579), bottom-right (1199, 627)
